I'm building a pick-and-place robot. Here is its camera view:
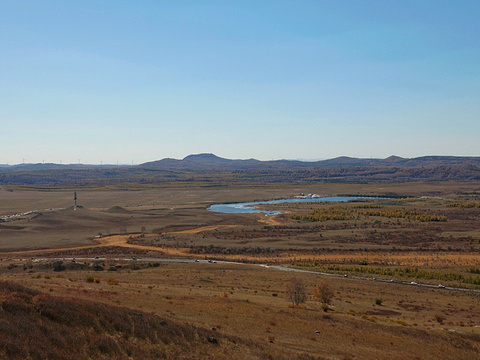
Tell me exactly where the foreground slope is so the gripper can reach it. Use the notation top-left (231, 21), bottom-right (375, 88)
top-left (0, 281), bottom-right (318, 360)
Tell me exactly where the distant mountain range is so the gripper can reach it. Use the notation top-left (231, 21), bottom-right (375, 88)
top-left (0, 163), bottom-right (122, 171)
top-left (1, 154), bottom-right (479, 185)
top-left (140, 153), bottom-right (480, 170)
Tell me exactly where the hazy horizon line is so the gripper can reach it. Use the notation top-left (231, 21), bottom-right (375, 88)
top-left (2, 153), bottom-right (480, 167)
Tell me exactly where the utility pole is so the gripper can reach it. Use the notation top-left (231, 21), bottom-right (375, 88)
top-left (74, 191), bottom-right (77, 210)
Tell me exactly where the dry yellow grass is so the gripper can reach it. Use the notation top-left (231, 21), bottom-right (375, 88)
top-left (2, 260), bottom-right (480, 359)
top-left (2, 182), bottom-right (480, 358)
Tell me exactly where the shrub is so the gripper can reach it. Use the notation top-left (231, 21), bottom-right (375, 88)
top-left (435, 314), bottom-right (445, 324)
top-left (53, 261), bottom-right (65, 272)
top-left (89, 335), bottom-right (121, 356)
top-left (86, 276), bottom-right (94, 283)
top-left (107, 278), bottom-right (119, 285)
top-left (375, 298), bottom-right (383, 306)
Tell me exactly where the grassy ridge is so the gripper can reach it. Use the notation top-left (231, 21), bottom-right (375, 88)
top-left (0, 281), bottom-right (318, 360)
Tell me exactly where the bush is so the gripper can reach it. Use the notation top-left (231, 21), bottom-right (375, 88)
top-left (53, 261), bottom-right (65, 272)
top-left (107, 278), bottom-right (119, 285)
top-left (86, 276), bottom-right (94, 283)
top-left (89, 335), bottom-right (121, 356)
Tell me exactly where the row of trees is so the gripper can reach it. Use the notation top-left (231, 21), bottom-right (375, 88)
top-left (447, 202), bottom-right (480, 208)
top-left (285, 277), bottom-right (334, 308)
top-left (292, 206), bottom-right (447, 222)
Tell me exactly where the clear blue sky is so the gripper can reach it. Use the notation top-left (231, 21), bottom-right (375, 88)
top-left (1, 1), bottom-right (479, 164)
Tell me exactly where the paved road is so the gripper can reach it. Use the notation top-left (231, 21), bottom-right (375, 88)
top-left (21, 256), bottom-right (480, 295)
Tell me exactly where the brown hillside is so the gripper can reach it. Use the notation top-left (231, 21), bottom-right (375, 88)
top-left (105, 205), bottom-right (133, 214)
top-left (0, 281), bottom-right (319, 360)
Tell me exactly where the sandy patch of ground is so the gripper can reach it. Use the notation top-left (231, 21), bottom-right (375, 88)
top-left (168, 225), bottom-right (237, 234)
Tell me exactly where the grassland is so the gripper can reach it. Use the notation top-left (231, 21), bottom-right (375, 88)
top-left (1, 181), bottom-right (480, 359)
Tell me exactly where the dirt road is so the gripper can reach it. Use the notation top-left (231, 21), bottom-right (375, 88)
top-left (0, 225), bottom-right (236, 257)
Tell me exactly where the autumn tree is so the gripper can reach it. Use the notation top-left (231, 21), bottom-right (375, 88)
top-left (285, 277), bottom-right (307, 306)
top-left (313, 281), bottom-right (334, 306)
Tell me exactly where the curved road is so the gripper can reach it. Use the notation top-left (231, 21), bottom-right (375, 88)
top-left (2, 226), bottom-right (479, 295)
top-left (19, 255), bottom-right (480, 295)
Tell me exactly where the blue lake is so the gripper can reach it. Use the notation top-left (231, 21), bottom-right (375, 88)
top-left (208, 196), bottom-right (377, 216)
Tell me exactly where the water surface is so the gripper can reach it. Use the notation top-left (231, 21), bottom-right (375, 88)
top-left (208, 196), bottom-right (375, 216)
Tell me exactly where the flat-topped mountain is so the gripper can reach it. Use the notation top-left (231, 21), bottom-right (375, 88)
top-left (141, 153), bottom-right (260, 170)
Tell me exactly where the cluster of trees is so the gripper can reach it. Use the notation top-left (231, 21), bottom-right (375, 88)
top-left (291, 206), bottom-right (359, 221)
top-left (285, 278), bottom-right (334, 309)
top-left (357, 209), bottom-right (447, 222)
top-left (292, 206), bottom-right (447, 222)
top-left (189, 245), bottom-right (277, 255)
top-left (447, 202), bottom-right (480, 208)
top-left (215, 226), bottom-right (322, 240)
top-left (351, 204), bottom-right (383, 209)
top-left (293, 263), bottom-right (480, 286)
top-left (237, 164), bottom-right (480, 183)
top-left (468, 267), bottom-right (480, 274)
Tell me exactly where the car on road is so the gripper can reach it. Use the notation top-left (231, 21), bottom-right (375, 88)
top-left (410, 281), bottom-right (418, 285)
top-left (438, 284), bottom-right (446, 289)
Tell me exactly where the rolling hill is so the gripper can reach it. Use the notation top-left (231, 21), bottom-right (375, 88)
top-left (0, 281), bottom-right (313, 360)
top-left (0, 154), bottom-right (479, 185)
